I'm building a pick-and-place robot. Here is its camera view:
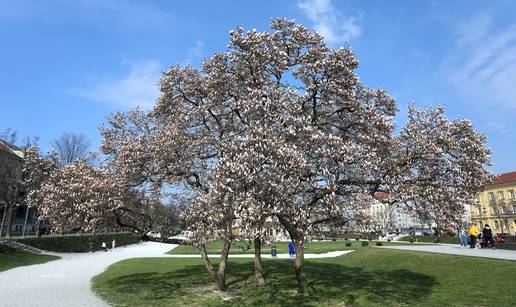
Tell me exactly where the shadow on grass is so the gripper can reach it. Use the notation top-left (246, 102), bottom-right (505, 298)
top-left (100, 260), bottom-right (437, 306)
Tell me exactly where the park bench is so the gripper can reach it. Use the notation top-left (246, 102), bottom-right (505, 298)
top-left (496, 235), bottom-right (516, 250)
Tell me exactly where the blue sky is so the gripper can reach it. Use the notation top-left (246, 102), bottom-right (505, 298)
top-left (1, 0), bottom-right (515, 173)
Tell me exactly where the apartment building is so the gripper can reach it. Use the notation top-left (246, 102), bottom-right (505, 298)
top-left (470, 171), bottom-right (516, 235)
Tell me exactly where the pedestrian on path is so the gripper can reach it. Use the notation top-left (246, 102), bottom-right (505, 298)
top-left (102, 241), bottom-right (107, 252)
top-left (459, 228), bottom-right (469, 248)
top-left (468, 224), bottom-right (480, 249)
top-left (112, 239), bottom-right (116, 252)
top-left (288, 242), bottom-right (295, 257)
top-left (482, 224), bottom-right (495, 249)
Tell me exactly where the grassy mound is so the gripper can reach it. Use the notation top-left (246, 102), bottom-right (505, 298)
top-left (0, 245), bottom-right (60, 272)
top-left (399, 235), bottom-right (460, 244)
top-left (93, 248), bottom-right (516, 306)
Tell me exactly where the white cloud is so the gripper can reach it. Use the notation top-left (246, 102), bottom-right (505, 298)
top-left (182, 40), bottom-right (205, 66)
top-left (69, 59), bottom-right (162, 109)
top-left (484, 120), bottom-right (513, 136)
top-left (443, 14), bottom-right (516, 109)
top-left (297, 0), bottom-right (362, 45)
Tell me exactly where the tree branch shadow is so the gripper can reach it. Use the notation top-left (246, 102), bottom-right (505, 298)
top-left (98, 259), bottom-right (437, 306)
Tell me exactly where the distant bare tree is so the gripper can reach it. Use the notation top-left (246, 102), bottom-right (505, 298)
top-left (52, 133), bottom-right (90, 165)
top-left (0, 128), bottom-right (18, 145)
top-left (1, 128), bottom-right (39, 149)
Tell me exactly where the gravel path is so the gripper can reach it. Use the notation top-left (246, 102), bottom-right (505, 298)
top-left (0, 242), bottom-right (353, 307)
top-left (0, 242), bottom-right (176, 307)
top-left (168, 250), bottom-right (354, 259)
top-left (377, 244), bottom-right (516, 261)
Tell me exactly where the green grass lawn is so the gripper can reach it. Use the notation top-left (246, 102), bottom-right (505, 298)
top-left (93, 247), bottom-right (516, 306)
top-left (0, 245), bottom-right (60, 272)
top-left (168, 239), bottom-right (412, 255)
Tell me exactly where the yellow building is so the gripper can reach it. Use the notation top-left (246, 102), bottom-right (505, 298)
top-left (470, 171), bottom-right (516, 235)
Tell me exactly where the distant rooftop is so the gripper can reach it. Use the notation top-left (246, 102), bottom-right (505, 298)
top-left (375, 192), bottom-right (389, 201)
top-left (0, 139), bottom-right (24, 159)
top-left (489, 171), bottom-right (516, 186)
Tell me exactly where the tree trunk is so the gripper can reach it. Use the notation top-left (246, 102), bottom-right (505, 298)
top-left (254, 236), bottom-right (265, 285)
top-left (200, 244), bottom-right (224, 290)
top-left (278, 216), bottom-right (309, 295)
top-left (199, 231), bottom-right (232, 291)
top-left (294, 237), bottom-right (308, 294)
top-left (216, 232), bottom-right (232, 291)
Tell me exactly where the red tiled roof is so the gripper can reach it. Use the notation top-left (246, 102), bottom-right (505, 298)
top-left (375, 192), bottom-right (389, 201)
top-left (490, 171), bottom-right (516, 186)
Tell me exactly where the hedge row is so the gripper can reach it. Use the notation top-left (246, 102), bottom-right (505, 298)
top-left (17, 232), bottom-right (141, 253)
top-left (316, 232), bottom-right (379, 241)
top-left (399, 235), bottom-right (460, 244)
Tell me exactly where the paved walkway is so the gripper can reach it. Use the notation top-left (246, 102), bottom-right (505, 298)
top-left (0, 242), bottom-right (175, 307)
top-left (168, 250), bottom-right (354, 259)
top-left (0, 242), bottom-right (353, 307)
top-left (377, 244), bottom-right (516, 261)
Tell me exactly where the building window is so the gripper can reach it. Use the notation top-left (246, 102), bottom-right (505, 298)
top-left (492, 207), bottom-right (498, 215)
top-left (494, 220), bottom-right (499, 229)
top-left (509, 190), bottom-right (515, 199)
top-left (475, 195), bottom-right (480, 203)
top-left (503, 220), bottom-right (509, 231)
top-left (477, 207), bottom-right (482, 216)
top-left (498, 191), bottom-right (504, 200)
top-left (488, 193), bottom-right (494, 201)
top-left (513, 205), bottom-right (516, 213)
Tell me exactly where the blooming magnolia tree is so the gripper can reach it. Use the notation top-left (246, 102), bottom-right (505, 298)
top-left (100, 19), bottom-right (490, 294)
top-left (23, 148), bottom-right (154, 235)
top-left (389, 106), bottom-right (492, 234)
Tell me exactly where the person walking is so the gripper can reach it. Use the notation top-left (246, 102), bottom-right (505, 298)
top-left (112, 239), bottom-right (116, 252)
top-left (459, 228), bottom-right (469, 249)
top-left (482, 224), bottom-right (496, 249)
top-left (101, 241), bottom-right (107, 252)
top-left (468, 224), bottom-right (479, 249)
top-left (288, 242), bottom-right (295, 257)
top-left (476, 233), bottom-right (482, 249)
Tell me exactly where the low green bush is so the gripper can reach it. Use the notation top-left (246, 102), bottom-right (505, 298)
top-left (361, 241), bottom-right (368, 247)
top-left (17, 232), bottom-right (140, 253)
top-left (345, 242), bottom-right (352, 247)
top-left (376, 242), bottom-right (383, 246)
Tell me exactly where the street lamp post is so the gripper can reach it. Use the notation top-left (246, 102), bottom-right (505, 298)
top-left (0, 204), bottom-right (6, 238)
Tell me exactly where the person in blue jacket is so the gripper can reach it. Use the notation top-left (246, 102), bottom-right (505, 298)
top-left (288, 241), bottom-right (295, 257)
